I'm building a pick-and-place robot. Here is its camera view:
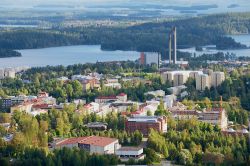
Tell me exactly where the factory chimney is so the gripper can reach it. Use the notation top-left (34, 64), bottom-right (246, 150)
top-left (168, 33), bottom-right (172, 64)
top-left (173, 27), bottom-right (177, 64)
top-left (168, 27), bottom-right (177, 65)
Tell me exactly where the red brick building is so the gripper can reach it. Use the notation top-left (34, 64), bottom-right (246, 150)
top-left (125, 116), bottom-right (167, 136)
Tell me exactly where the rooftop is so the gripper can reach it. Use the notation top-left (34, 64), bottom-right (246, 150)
top-left (78, 136), bottom-right (118, 147)
top-left (56, 137), bottom-right (87, 147)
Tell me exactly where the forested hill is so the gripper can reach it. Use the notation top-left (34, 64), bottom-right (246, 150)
top-left (0, 13), bottom-right (249, 58)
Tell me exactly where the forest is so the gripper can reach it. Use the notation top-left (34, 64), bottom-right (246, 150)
top-left (0, 49), bottom-right (21, 58)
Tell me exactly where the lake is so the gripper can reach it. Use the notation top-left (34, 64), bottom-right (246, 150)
top-left (179, 34), bottom-right (250, 57)
top-left (0, 45), bottom-right (139, 68)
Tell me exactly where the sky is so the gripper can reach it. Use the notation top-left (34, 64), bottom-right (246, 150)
top-left (0, 0), bottom-right (249, 6)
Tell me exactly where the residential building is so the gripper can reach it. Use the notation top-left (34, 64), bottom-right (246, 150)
top-left (4, 68), bottom-right (15, 78)
top-left (0, 69), bottom-right (4, 79)
top-left (167, 85), bottom-right (187, 95)
top-left (115, 147), bottom-right (145, 161)
top-left (211, 72), bottom-right (225, 87)
top-left (163, 95), bottom-right (177, 108)
top-left (116, 93), bottom-right (127, 102)
top-left (95, 93), bottom-right (127, 104)
top-left (125, 116), bottom-right (167, 136)
top-left (104, 82), bottom-right (121, 89)
top-left (196, 74), bottom-right (211, 91)
top-left (144, 90), bottom-right (165, 97)
top-left (189, 71), bottom-right (200, 79)
top-left (161, 71), bottom-right (203, 85)
top-left (173, 73), bottom-right (188, 86)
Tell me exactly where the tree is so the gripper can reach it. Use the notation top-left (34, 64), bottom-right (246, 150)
top-left (178, 149), bottom-right (193, 165)
top-left (202, 152), bottom-right (224, 165)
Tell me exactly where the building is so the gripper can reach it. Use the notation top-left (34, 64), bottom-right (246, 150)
top-left (211, 72), bottom-right (225, 87)
top-left (4, 68), bottom-right (15, 78)
top-left (173, 73), bottom-right (189, 86)
top-left (78, 136), bottom-right (120, 154)
top-left (189, 71), bottom-right (200, 80)
top-left (53, 137), bottom-right (88, 149)
top-left (125, 116), bottom-right (167, 136)
top-left (163, 95), bottom-right (177, 108)
top-left (140, 52), bottom-right (161, 68)
top-left (72, 74), bottom-right (101, 91)
top-left (85, 122), bottom-right (108, 130)
top-left (161, 70), bottom-right (203, 85)
top-left (196, 74), bottom-right (211, 91)
top-left (198, 108), bottom-right (228, 130)
top-left (95, 93), bottom-right (127, 104)
top-left (0, 69), bottom-right (4, 79)
top-left (144, 90), bottom-right (165, 97)
top-left (167, 85), bottom-right (187, 95)
top-left (115, 147), bottom-right (145, 161)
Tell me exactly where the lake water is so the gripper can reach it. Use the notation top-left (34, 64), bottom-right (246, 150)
top-left (0, 45), bottom-right (139, 68)
top-left (179, 34), bottom-right (250, 57)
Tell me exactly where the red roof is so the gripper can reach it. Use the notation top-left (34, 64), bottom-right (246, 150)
top-left (96, 96), bottom-right (117, 100)
top-left (78, 136), bottom-right (118, 147)
top-left (117, 93), bottom-right (127, 96)
top-left (56, 137), bottom-right (87, 146)
top-left (32, 104), bottom-right (49, 109)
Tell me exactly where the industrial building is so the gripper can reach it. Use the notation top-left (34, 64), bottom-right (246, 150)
top-left (125, 116), bottom-right (167, 136)
top-left (140, 52), bottom-right (161, 68)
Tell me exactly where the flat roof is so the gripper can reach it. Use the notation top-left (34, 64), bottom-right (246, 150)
top-left (56, 137), bottom-right (87, 146)
top-left (79, 136), bottom-right (118, 147)
top-left (117, 146), bottom-right (143, 151)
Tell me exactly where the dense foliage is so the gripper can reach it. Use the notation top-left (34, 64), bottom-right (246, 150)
top-left (148, 119), bottom-right (250, 165)
top-left (0, 49), bottom-right (21, 58)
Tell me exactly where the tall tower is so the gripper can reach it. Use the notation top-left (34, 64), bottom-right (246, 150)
top-left (173, 27), bottom-right (177, 64)
top-left (168, 33), bottom-right (172, 64)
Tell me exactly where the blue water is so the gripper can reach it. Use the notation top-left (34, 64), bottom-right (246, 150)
top-left (0, 45), bottom-right (139, 68)
top-left (179, 34), bottom-right (250, 57)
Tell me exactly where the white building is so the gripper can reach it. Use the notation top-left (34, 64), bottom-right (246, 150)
top-left (163, 95), bottom-right (177, 108)
top-left (196, 74), bottom-right (211, 91)
top-left (0, 69), bottom-right (4, 79)
top-left (167, 85), bottom-right (187, 95)
top-left (4, 68), bottom-right (15, 78)
top-left (78, 136), bottom-right (121, 154)
top-left (144, 90), bottom-right (165, 97)
top-left (104, 82), bottom-right (121, 89)
top-left (161, 70), bottom-right (203, 85)
top-left (211, 72), bottom-right (225, 87)
top-left (116, 147), bottom-right (145, 161)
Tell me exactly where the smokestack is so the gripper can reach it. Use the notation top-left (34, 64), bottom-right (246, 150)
top-left (168, 33), bottom-right (172, 64)
top-left (173, 27), bottom-right (177, 64)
